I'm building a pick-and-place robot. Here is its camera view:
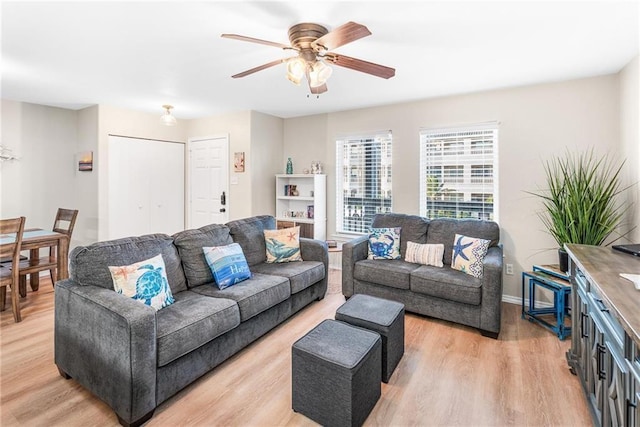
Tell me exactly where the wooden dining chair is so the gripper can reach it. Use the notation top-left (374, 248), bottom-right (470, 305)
top-left (0, 217), bottom-right (26, 322)
top-left (18, 208), bottom-right (78, 293)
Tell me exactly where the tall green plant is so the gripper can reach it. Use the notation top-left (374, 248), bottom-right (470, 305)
top-left (528, 149), bottom-right (630, 247)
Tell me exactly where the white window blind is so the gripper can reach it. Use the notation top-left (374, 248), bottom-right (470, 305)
top-left (419, 123), bottom-right (498, 221)
top-left (336, 132), bottom-right (392, 234)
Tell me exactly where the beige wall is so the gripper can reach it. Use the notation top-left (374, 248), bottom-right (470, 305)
top-left (250, 111), bottom-right (284, 217)
top-left (620, 54), bottom-right (640, 243)
top-left (283, 74), bottom-right (622, 301)
top-left (1, 100), bottom-right (79, 241)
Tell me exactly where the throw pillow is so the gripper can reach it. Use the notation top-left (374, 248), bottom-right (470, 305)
top-left (203, 243), bottom-right (252, 289)
top-left (368, 227), bottom-right (401, 260)
top-left (451, 234), bottom-right (491, 278)
top-left (108, 254), bottom-right (175, 310)
top-left (264, 226), bottom-right (302, 263)
top-left (405, 242), bottom-right (444, 267)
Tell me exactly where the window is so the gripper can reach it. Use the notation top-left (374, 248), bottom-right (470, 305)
top-left (336, 132), bottom-right (392, 234)
top-left (420, 123), bottom-right (498, 220)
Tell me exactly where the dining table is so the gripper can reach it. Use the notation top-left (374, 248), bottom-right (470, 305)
top-left (0, 228), bottom-right (70, 293)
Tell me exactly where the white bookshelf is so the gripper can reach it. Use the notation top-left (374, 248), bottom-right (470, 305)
top-left (275, 174), bottom-right (326, 240)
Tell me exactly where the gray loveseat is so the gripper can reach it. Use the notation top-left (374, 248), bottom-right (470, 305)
top-left (342, 213), bottom-right (502, 338)
top-left (54, 215), bottom-right (328, 427)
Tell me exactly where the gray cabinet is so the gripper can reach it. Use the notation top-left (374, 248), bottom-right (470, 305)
top-left (566, 244), bottom-right (640, 427)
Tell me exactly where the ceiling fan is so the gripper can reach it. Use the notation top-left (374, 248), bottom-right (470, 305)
top-left (221, 21), bottom-right (395, 95)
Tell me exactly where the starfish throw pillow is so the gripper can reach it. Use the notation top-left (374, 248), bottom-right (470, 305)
top-left (451, 234), bottom-right (491, 278)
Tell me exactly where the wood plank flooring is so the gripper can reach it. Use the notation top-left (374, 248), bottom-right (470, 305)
top-left (0, 271), bottom-right (591, 426)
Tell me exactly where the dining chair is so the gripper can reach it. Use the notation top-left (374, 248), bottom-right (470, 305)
top-left (0, 216), bottom-right (26, 322)
top-left (18, 208), bottom-right (78, 294)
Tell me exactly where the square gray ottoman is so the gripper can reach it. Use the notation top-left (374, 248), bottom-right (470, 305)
top-left (292, 319), bottom-right (381, 427)
top-left (336, 294), bottom-right (405, 383)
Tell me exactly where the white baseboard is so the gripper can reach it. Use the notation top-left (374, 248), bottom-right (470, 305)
top-left (502, 294), bottom-right (553, 309)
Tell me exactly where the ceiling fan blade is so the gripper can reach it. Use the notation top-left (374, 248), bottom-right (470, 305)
top-left (231, 59), bottom-right (285, 78)
top-left (221, 33), bottom-right (291, 50)
top-left (328, 53), bottom-right (395, 79)
top-left (310, 83), bottom-right (328, 95)
top-left (313, 22), bottom-right (371, 51)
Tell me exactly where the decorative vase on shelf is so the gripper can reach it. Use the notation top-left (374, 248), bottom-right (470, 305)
top-left (286, 157), bottom-right (293, 174)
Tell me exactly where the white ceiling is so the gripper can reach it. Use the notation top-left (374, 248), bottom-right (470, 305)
top-left (2, 1), bottom-right (638, 119)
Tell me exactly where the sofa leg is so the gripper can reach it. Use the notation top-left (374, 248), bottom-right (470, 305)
top-left (57, 366), bottom-right (71, 379)
top-left (480, 329), bottom-right (499, 339)
top-left (117, 410), bottom-right (155, 427)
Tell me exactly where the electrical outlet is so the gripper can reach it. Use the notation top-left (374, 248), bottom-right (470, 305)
top-left (506, 264), bottom-right (514, 275)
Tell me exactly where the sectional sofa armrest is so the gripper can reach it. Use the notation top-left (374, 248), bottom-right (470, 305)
top-left (342, 235), bottom-right (369, 297)
top-left (300, 238), bottom-right (329, 298)
top-left (54, 278), bottom-right (157, 425)
top-left (479, 245), bottom-right (504, 335)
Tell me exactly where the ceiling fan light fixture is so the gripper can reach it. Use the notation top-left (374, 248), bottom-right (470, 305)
top-left (286, 57), bottom-right (306, 86)
top-left (309, 60), bottom-right (332, 88)
top-left (160, 104), bottom-right (177, 126)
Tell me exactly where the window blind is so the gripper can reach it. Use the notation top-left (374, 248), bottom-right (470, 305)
top-left (419, 123), bottom-right (498, 221)
top-left (336, 132), bottom-right (393, 234)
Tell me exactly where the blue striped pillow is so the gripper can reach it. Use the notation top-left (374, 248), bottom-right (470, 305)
top-left (203, 243), bottom-right (252, 290)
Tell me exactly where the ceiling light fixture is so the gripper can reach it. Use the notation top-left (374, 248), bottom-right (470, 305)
top-left (160, 104), bottom-right (177, 126)
top-left (285, 57), bottom-right (333, 89)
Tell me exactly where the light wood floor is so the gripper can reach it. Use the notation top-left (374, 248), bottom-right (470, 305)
top-left (1, 271), bottom-right (591, 426)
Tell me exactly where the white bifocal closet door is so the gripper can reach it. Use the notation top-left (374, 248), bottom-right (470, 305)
top-left (108, 135), bottom-right (185, 239)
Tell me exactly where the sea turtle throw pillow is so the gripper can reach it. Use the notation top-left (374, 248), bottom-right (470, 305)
top-left (368, 227), bottom-right (401, 260)
top-left (264, 226), bottom-right (303, 263)
top-left (108, 254), bottom-right (175, 310)
top-left (451, 234), bottom-right (491, 278)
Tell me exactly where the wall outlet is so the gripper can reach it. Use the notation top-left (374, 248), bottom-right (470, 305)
top-left (506, 264), bottom-right (514, 275)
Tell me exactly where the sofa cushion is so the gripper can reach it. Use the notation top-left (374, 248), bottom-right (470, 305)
top-left (156, 290), bottom-right (240, 367)
top-left (191, 272), bottom-right (290, 321)
top-left (251, 261), bottom-right (325, 294)
top-left (264, 226), bottom-right (302, 263)
top-left (410, 265), bottom-right (482, 305)
top-left (172, 224), bottom-right (234, 288)
top-left (372, 213), bottom-right (429, 258)
top-left (108, 254), bottom-right (175, 310)
top-left (203, 243), bottom-right (252, 289)
top-left (227, 215), bottom-right (276, 266)
top-left (70, 234), bottom-right (188, 294)
top-left (426, 218), bottom-right (500, 266)
top-left (353, 259), bottom-right (421, 290)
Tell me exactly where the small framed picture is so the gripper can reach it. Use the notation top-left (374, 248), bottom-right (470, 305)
top-left (78, 151), bottom-right (93, 171)
top-left (234, 152), bottom-right (245, 172)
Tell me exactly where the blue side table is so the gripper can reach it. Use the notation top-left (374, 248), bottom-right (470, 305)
top-left (521, 264), bottom-right (571, 340)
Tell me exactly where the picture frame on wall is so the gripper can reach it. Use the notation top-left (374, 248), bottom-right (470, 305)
top-left (78, 151), bottom-right (93, 171)
top-left (234, 152), bottom-right (245, 172)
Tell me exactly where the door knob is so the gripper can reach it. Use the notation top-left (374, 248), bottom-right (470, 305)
top-left (220, 208), bottom-right (226, 213)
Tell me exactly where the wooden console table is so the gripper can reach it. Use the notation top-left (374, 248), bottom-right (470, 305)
top-left (565, 244), bottom-right (640, 426)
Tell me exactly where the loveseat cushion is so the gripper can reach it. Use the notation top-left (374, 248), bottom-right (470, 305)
top-left (426, 218), bottom-right (500, 266)
top-left (353, 259), bottom-right (421, 290)
top-left (70, 234), bottom-right (188, 295)
top-left (156, 290), bottom-right (240, 367)
top-left (227, 215), bottom-right (276, 266)
top-left (251, 261), bottom-right (325, 294)
top-left (371, 213), bottom-right (429, 258)
top-left (172, 224), bottom-right (234, 288)
top-left (190, 273), bottom-right (290, 321)
top-left (410, 265), bottom-right (482, 305)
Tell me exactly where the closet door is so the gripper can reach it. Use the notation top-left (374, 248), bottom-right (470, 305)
top-left (108, 136), bottom-right (185, 239)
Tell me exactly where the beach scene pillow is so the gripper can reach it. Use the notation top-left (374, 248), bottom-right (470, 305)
top-left (451, 234), bottom-right (491, 278)
top-left (203, 243), bottom-right (252, 289)
top-left (368, 227), bottom-right (401, 260)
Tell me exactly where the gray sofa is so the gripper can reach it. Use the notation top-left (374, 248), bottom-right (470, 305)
top-left (54, 215), bottom-right (328, 427)
top-left (342, 213), bottom-right (502, 338)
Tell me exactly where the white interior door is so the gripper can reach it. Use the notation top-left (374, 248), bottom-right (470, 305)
top-left (108, 135), bottom-right (185, 239)
top-left (188, 135), bottom-right (229, 228)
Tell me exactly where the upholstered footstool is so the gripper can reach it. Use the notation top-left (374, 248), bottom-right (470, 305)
top-left (336, 294), bottom-right (405, 383)
top-left (292, 319), bottom-right (382, 427)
